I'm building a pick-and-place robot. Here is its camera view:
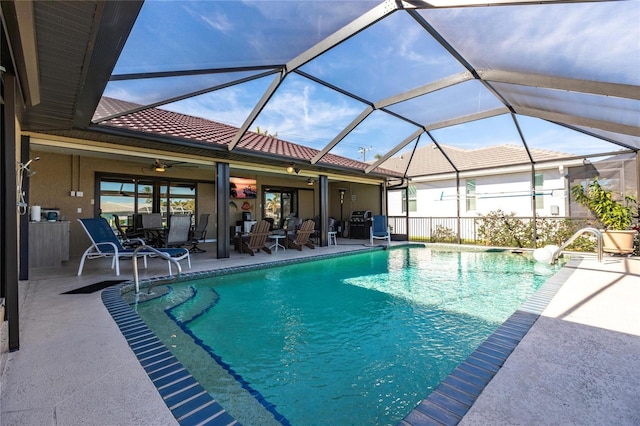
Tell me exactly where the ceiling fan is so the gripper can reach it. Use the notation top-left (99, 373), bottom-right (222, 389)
top-left (145, 159), bottom-right (185, 172)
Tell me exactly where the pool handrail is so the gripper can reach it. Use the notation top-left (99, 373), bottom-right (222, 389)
top-left (132, 244), bottom-right (182, 294)
top-left (550, 227), bottom-right (603, 264)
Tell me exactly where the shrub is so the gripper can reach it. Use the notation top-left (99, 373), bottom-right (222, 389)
top-left (432, 225), bottom-right (456, 243)
top-left (476, 210), bottom-right (532, 248)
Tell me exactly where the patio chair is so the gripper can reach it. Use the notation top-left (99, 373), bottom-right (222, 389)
top-left (285, 219), bottom-right (316, 251)
top-left (165, 214), bottom-right (193, 248)
top-left (77, 217), bottom-right (190, 276)
top-left (370, 215), bottom-right (391, 246)
top-left (141, 213), bottom-right (165, 246)
top-left (113, 214), bottom-right (145, 246)
top-left (240, 220), bottom-right (272, 256)
top-left (188, 213), bottom-right (210, 253)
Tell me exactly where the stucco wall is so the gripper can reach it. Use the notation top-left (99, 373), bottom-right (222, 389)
top-left (29, 150), bottom-right (217, 257)
top-left (388, 168), bottom-right (567, 218)
top-left (27, 149), bottom-right (385, 260)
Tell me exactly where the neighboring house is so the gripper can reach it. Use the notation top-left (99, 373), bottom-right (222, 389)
top-left (384, 144), bottom-right (586, 218)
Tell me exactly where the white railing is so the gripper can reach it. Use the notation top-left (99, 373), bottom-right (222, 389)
top-left (132, 244), bottom-right (182, 294)
top-left (550, 227), bottom-right (603, 264)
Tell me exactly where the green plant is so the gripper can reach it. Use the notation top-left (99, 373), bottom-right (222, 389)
top-left (476, 210), bottom-right (532, 248)
top-left (432, 225), bottom-right (456, 243)
top-left (571, 179), bottom-right (638, 230)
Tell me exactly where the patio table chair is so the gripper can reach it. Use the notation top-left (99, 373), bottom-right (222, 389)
top-left (188, 213), bottom-right (210, 253)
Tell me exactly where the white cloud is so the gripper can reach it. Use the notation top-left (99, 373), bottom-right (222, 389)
top-left (254, 80), bottom-right (363, 147)
top-left (200, 12), bottom-right (234, 33)
top-left (182, 3), bottom-right (234, 34)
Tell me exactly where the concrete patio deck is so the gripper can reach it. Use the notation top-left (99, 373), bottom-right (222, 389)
top-left (1, 242), bottom-right (638, 425)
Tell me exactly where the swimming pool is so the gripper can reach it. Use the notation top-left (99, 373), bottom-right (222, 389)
top-left (125, 246), bottom-right (562, 425)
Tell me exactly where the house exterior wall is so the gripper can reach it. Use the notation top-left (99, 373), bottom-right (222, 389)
top-left (29, 149), bottom-right (218, 257)
top-left (388, 167), bottom-right (568, 218)
top-left (28, 145), bottom-right (387, 258)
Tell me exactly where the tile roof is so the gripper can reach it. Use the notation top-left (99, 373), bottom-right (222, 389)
top-left (382, 143), bottom-right (574, 177)
top-left (94, 97), bottom-right (400, 177)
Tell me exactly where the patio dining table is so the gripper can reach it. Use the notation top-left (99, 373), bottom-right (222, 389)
top-left (139, 226), bottom-right (168, 247)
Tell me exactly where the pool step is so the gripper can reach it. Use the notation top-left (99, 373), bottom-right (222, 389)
top-left (102, 286), bottom-right (239, 426)
top-left (167, 285), bottom-right (220, 325)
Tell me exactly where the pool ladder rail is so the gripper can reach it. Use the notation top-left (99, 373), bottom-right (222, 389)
top-left (550, 227), bottom-right (603, 265)
top-left (131, 244), bottom-right (182, 294)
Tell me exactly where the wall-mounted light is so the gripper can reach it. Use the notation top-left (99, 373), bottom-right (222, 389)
top-left (306, 178), bottom-right (315, 186)
top-left (286, 164), bottom-right (300, 174)
top-left (155, 165), bottom-right (166, 172)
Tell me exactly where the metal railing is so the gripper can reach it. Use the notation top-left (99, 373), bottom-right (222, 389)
top-left (132, 244), bottom-right (182, 294)
top-left (388, 215), bottom-right (598, 248)
top-left (551, 227), bottom-right (602, 264)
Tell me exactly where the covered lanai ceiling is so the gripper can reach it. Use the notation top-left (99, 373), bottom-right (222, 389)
top-left (10, 0), bottom-right (640, 179)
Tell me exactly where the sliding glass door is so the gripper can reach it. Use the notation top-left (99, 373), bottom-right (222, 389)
top-left (98, 175), bottom-right (197, 230)
top-left (263, 188), bottom-right (297, 229)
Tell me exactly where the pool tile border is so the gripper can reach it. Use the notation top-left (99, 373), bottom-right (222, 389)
top-left (102, 288), bottom-right (238, 426)
top-left (102, 245), bottom-right (578, 426)
top-left (399, 256), bottom-right (581, 426)
top-left (103, 245), bottom-right (388, 425)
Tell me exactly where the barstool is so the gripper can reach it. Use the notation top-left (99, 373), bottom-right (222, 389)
top-left (328, 231), bottom-right (337, 246)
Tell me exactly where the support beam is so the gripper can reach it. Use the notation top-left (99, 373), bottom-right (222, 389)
top-left (516, 106), bottom-right (640, 138)
top-left (374, 71), bottom-right (473, 109)
top-left (2, 73), bottom-right (20, 350)
top-left (318, 175), bottom-right (329, 247)
top-left (311, 106), bottom-right (374, 164)
top-left (478, 69), bottom-right (640, 101)
top-left (286, 1), bottom-right (398, 71)
top-left (425, 107), bottom-right (509, 132)
top-left (365, 128), bottom-right (424, 173)
top-left (216, 162), bottom-right (230, 259)
top-left (228, 70), bottom-right (285, 151)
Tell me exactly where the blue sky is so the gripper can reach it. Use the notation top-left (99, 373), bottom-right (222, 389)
top-left (104, 0), bottom-right (640, 164)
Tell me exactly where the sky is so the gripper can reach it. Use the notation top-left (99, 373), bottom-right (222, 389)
top-left (103, 0), bottom-right (640, 166)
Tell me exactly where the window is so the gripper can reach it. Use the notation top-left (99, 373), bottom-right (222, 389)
top-left (466, 180), bottom-right (476, 211)
top-left (98, 175), bottom-right (197, 230)
top-left (401, 185), bottom-right (417, 213)
top-left (535, 173), bottom-right (544, 210)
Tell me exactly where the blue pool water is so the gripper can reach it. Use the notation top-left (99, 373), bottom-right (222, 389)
top-left (129, 246), bottom-right (561, 425)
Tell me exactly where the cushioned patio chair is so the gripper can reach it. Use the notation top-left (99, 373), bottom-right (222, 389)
top-left (370, 215), bottom-right (391, 246)
top-left (240, 220), bottom-right (272, 256)
top-left (77, 217), bottom-right (190, 276)
top-left (285, 219), bottom-right (316, 251)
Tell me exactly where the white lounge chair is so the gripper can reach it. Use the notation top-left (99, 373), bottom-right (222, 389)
top-left (77, 217), bottom-right (190, 276)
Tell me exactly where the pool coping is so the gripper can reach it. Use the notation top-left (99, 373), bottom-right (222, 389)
top-left (101, 245), bottom-right (577, 426)
top-left (399, 255), bottom-right (581, 426)
top-left (102, 245), bottom-right (387, 425)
